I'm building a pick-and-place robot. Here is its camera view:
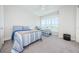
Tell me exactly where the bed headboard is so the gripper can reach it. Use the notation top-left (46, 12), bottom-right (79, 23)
top-left (13, 26), bottom-right (31, 32)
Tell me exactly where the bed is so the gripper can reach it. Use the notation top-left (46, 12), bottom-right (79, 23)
top-left (11, 26), bottom-right (42, 53)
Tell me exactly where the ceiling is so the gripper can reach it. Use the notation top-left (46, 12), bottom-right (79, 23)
top-left (21, 5), bottom-right (63, 16)
top-left (5, 5), bottom-right (64, 16)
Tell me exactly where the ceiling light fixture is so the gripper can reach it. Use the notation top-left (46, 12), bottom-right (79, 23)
top-left (40, 5), bottom-right (46, 10)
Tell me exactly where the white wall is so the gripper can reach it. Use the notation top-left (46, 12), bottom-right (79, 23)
top-left (3, 5), bottom-right (77, 41)
top-left (76, 6), bottom-right (79, 42)
top-left (4, 6), bottom-right (40, 40)
top-left (59, 6), bottom-right (76, 40)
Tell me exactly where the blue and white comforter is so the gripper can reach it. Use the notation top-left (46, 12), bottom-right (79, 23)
top-left (11, 30), bottom-right (42, 53)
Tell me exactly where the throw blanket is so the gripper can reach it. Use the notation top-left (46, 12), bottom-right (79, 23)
top-left (11, 30), bottom-right (42, 53)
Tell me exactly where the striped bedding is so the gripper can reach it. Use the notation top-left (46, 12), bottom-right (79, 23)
top-left (11, 30), bottom-right (42, 53)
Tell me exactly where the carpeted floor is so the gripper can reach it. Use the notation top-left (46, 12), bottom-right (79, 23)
top-left (1, 35), bottom-right (79, 53)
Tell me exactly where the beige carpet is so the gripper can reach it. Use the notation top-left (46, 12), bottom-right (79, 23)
top-left (1, 36), bottom-right (79, 53)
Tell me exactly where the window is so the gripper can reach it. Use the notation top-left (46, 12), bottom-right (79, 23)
top-left (41, 16), bottom-right (59, 32)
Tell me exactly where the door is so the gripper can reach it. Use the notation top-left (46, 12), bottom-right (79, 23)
top-left (0, 5), bottom-right (4, 49)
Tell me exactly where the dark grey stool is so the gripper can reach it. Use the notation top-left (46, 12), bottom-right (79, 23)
top-left (63, 34), bottom-right (71, 41)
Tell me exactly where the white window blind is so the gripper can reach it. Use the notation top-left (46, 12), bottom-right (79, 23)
top-left (41, 14), bottom-right (59, 32)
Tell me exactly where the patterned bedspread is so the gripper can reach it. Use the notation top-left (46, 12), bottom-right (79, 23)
top-left (11, 30), bottom-right (42, 53)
